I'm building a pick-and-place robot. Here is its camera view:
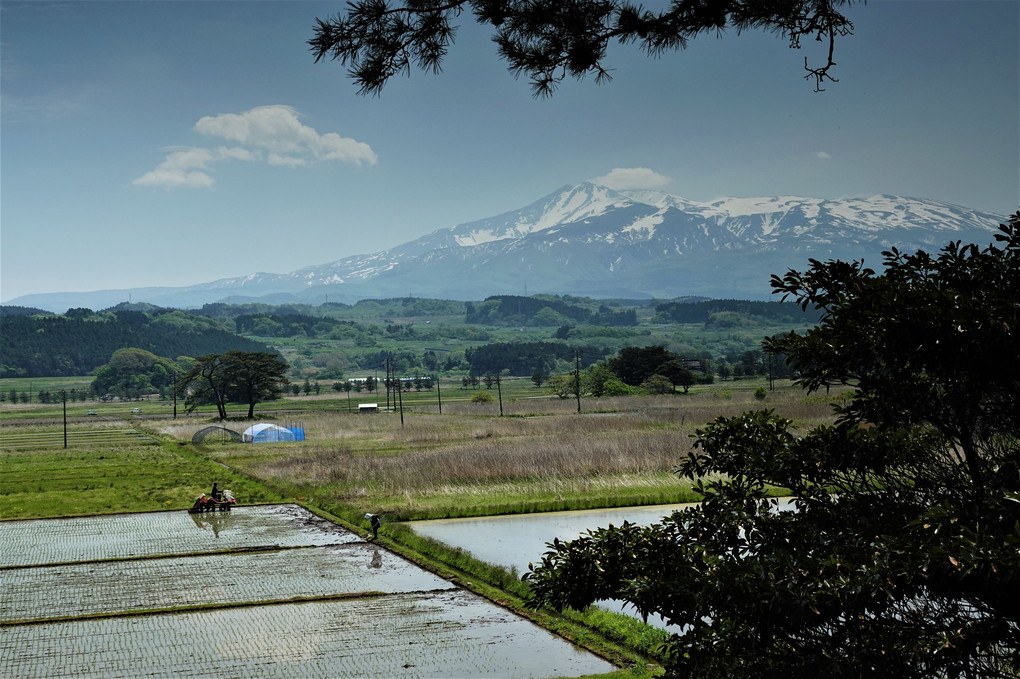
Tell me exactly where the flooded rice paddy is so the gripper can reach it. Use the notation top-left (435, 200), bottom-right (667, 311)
top-left (409, 504), bottom-right (701, 577)
top-left (1, 505), bottom-right (360, 567)
top-left (409, 503), bottom-right (700, 630)
top-left (409, 499), bottom-right (794, 577)
top-left (1, 505), bottom-right (616, 678)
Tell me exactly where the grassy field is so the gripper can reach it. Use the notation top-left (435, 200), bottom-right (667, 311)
top-left (2, 378), bottom-right (840, 554)
top-left (0, 423), bottom-right (282, 519)
top-left (0, 375), bottom-right (95, 394)
top-left (142, 382), bottom-right (839, 524)
top-left (1, 380), bottom-right (844, 677)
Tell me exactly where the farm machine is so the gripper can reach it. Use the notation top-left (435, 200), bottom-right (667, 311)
top-left (188, 483), bottom-right (236, 513)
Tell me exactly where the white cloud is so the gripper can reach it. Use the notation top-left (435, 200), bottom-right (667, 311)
top-left (267, 153), bottom-right (307, 167)
top-left (592, 167), bottom-right (671, 190)
top-left (133, 105), bottom-right (377, 189)
top-left (195, 105), bottom-right (377, 165)
top-left (815, 151), bottom-right (832, 159)
top-left (132, 147), bottom-right (215, 188)
top-left (216, 146), bottom-right (260, 162)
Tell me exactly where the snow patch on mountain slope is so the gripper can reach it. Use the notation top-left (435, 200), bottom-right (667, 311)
top-left (454, 229), bottom-right (503, 246)
top-left (622, 210), bottom-right (665, 238)
top-left (452, 183), bottom-right (633, 247)
top-left (699, 196), bottom-right (817, 217)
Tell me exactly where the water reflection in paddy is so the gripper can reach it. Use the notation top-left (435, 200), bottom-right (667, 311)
top-left (410, 503), bottom-right (701, 629)
top-left (409, 499), bottom-right (792, 629)
top-left (1, 505), bottom-right (360, 567)
top-left (1, 505), bottom-right (617, 678)
top-left (411, 504), bottom-right (700, 577)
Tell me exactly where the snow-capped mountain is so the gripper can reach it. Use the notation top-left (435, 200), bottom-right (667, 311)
top-left (8, 184), bottom-right (1007, 312)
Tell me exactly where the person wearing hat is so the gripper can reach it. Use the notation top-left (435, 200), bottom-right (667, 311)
top-left (365, 513), bottom-right (382, 540)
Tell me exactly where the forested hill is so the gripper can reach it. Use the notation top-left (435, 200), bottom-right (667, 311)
top-left (0, 308), bottom-right (270, 378)
top-left (653, 299), bottom-right (821, 324)
top-left (466, 295), bottom-right (638, 326)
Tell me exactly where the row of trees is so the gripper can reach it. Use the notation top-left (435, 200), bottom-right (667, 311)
top-left (2, 388), bottom-right (94, 404)
top-left (539, 344), bottom-right (793, 400)
top-left (331, 375), bottom-right (435, 394)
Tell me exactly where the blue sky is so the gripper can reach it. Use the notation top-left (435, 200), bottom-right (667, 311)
top-left (2, 0), bottom-right (1017, 303)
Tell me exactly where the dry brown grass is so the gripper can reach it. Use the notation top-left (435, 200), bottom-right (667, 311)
top-left (150, 385), bottom-right (846, 516)
top-left (260, 427), bottom-right (693, 491)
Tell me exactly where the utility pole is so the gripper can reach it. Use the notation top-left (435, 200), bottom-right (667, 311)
top-left (496, 374), bottom-right (503, 417)
top-left (574, 350), bottom-right (582, 414)
top-left (62, 390), bottom-right (68, 449)
top-left (397, 375), bottom-right (404, 428)
top-left (385, 358), bottom-right (391, 411)
top-left (172, 370), bottom-right (178, 419)
top-left (423, 347), bottom-right (450, 415)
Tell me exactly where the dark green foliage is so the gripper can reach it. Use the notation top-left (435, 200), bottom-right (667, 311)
top-left (90, 348), bottom-right (179, 398)
top-left (653, 299), bottom-right (820, 324)
top-left (0, 311), bottom-right (269, 378)
top-left (527, 215), bottom-right (1020, 677)
top-left (465, 295), bottom-right (637, 326)
top-left (354, 297), bottom-right (465, 317)
top-left (581, 363), bottom-right (617, 397)
top-left (655, 359), bottom-right (695, 393)
top-left (0, 305), bottom-right (55, 317)
top-left (363, 349), bottom-right (424, 375)
top-left (608, 345), bottom-right (676, 386)
top-left (230, 351), bottom-right (291, 418)
top-left (236, 313), bottom-right (359, 337)
top-left (178, 351), bottom-right (289, 419)
top-left (465, 341), bottom-right (609, 376)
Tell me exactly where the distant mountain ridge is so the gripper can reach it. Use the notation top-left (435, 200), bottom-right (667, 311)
top-left (7, 183), bottom-right (1005, 312)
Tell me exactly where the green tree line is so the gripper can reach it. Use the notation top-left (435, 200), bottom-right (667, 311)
top-left (464, 341), bottom-right (611, 376)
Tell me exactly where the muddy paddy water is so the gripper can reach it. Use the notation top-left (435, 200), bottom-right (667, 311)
top-left (0, 505), bottom-right (616, 678)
